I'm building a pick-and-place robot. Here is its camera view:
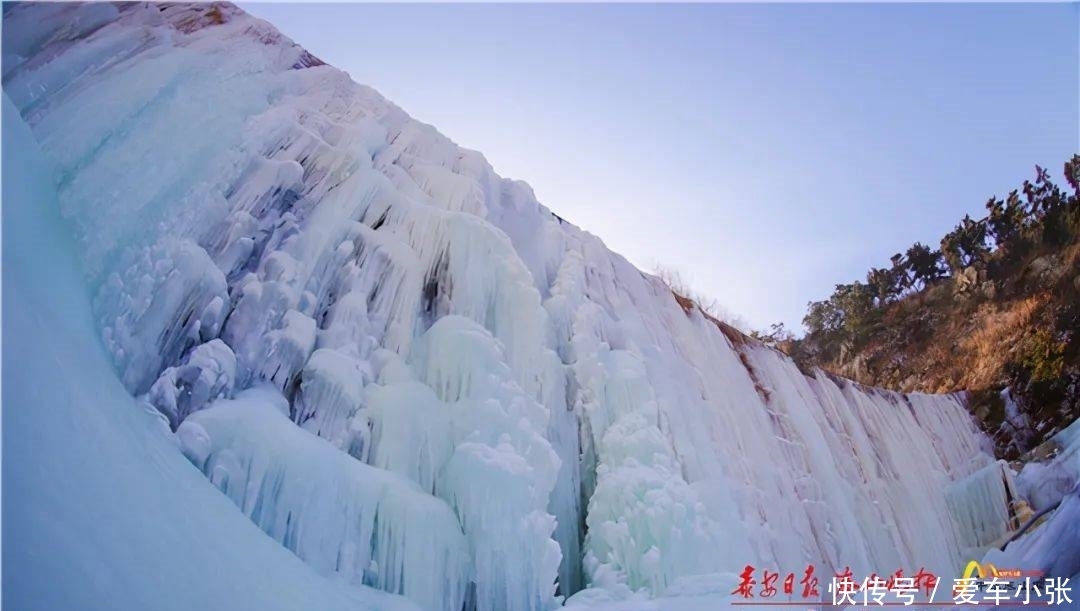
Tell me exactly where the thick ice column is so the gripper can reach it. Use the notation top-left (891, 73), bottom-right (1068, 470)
top-left (946, 460), bottom-right (1016, 552)
top-left (575, 346), bottom-right (726, 594)
top-left (96, 238), bottom-right (230, 393)
top-left (362, 315), bottom-right (565, 611)
top-left (366, 378), bottom-right (452, 494)
top-left (396, 315), bottom-right (562, 611)
top-left (543, 351), bottom-right (585, 596)
top-left (293, 348), bottom-right (369, 448)
top-left (543, 242), bottom-right (591, 596)
top-left (177, 387), bottom-right (470, 611)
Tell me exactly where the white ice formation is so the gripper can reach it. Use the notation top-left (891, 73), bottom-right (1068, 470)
top-left (983, 419), bottom-right (1080, 585)
top-left (2, 3), bottom-right (1042, 611)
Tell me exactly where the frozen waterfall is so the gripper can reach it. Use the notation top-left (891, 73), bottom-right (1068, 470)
top-left (2, 3), bottom-right (1021, 610)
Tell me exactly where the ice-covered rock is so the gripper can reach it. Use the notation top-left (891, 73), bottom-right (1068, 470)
top-left (984, 482), bottom-right (1080, 583)
top-left (978, 420), bottom-right (1080, 589)
top-left (1016, 418), bottom-right (1080, 512)
top-left (146, 338), bottom-right (237, 427)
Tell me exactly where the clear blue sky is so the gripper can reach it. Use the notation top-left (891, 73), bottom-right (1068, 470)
top-left (243, 2), bottom-right (1078, 331)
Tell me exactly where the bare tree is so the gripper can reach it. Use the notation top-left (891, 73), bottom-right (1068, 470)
top-left (652, 264), bottom-right (751, 332)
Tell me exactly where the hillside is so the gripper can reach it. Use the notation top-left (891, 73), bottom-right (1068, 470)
top-left (777, 161), bottom-right (1080, 460)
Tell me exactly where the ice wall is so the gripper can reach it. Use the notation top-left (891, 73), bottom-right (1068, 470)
top-left (178, 386), bottom-right (470, 611)
top-left (3, 3), bottom-right (1013, 608)
top-left (1, 91), bottom-right (418, 611)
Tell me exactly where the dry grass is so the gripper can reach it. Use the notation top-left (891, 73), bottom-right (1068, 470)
top-left (171, 4), bottom-right (230, 34)
top-left (958, 294), bottom-right (1049, 389)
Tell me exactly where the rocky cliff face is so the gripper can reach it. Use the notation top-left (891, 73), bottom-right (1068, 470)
top-left (797, 242), bottom-right (1080, 461)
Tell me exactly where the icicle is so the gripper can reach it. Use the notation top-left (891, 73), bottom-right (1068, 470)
top-left (178, 387), bottom-right (470, 611)
top-left (946, 460), bottom-right (1016, 552)
top-left (96, 238), bottom-right (229, 394)
top-left (293, 348), bottom-right (369, 447)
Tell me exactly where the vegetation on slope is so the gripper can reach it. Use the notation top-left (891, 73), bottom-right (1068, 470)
top-left (755, 156), bottom-right (1080, 459)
